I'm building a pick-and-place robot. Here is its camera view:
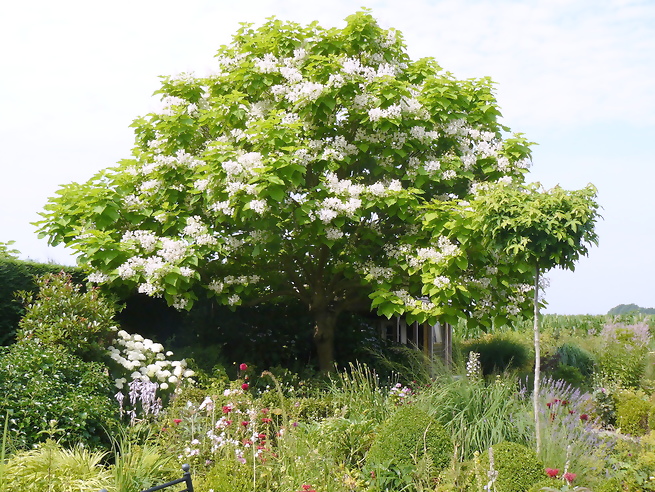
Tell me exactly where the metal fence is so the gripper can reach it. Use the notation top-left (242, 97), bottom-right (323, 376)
top-left (99, 463), bottom-right (193, 492)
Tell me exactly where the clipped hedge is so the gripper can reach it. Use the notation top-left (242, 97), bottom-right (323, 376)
top-left (478, 441), bottom-right (544, 492)
top-left (0, 258), bottom-right (82, 345)
top-left (367, 404), bottom-right (453, 488)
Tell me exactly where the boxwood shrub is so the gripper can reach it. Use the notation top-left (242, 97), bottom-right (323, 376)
top-left (366, 403), bottom-right (453, 488)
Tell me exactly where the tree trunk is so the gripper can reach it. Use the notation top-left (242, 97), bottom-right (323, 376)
top-left (313, 309), bottom-right (338, 374)
top-left (533, 264), bottom-right (541, 455)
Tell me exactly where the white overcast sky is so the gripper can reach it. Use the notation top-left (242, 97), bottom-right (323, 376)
top-left (1, 0), bottom-right (653, 314)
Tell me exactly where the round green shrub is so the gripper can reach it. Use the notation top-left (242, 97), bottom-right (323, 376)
top-left (478, 441), bottom-right (544, 492)
top-left (0, 340), bottom-right (119, 449)
top-left (556, 342), bottom-right (595, 376)
top-left (549, 364), bottom-right (586, 389)
top-left (366, 403), bottom-right (453, 484)
top-left (461, 335), bottom-right (530, 375)
top-left (616, 389), bottom-right (651, 436)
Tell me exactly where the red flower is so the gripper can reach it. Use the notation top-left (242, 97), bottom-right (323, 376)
top-left (546, 402), bottom-right (552, 408)
top-left (261, 417), bottom-right (272, 423)
top-left (241, 421), bottom-right (250, 427)
top-left (222, 405), bottom-right (232, 413)
top-left (545, 468), bottom-right (559, 478)
top-left (239, 363), bottom-right (248, 371)
top-left (563, 472), bottom-right (576, 483)
top-left (241, 383), bottom-right (249, 390)
top-left (261, 407), bottom-right (269, 414)
top-left (301, 486), bottom-right (314, 491)
top-left (561, 400), bottom-right (569, 406)
top-left (580, 413), bottom-right (589, 421)
top-left (173, 418), bottom-right (182, 425)
top-left (258, 433), bottom-right (267, 439)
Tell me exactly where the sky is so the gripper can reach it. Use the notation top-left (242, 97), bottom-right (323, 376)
top-left (1, 0), bottom-right (653, 315)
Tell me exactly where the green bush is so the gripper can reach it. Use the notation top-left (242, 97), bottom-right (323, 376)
top-left (366, 404), bottom-right (453, 488)
top-left (595, 322), bottom-right (650, 389)
top-left (478, 441), bottom-right (544, 492)
top-left (0, 340), bottom-right (119, 449)
top-left (0, 259), bottom-right (83, 345)
top-left (555, 343), bottom-right (595, 376)
top-left (16, 272), bottom-right (117, 361)
top-left (461, 335), bottom-right (531, 375)
top-left (616, 389), bottom-right (651, 436)
top-left (549, 364), bottom-right (587, 389)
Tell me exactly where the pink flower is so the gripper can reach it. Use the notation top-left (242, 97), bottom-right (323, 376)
top-left (563, 472), bottom-right (576, 483)
top-left (545, 468), bottom-right (559, 478)
top-left (261, 417), bottom-right (272, 423)
top-left (239, 363), bottom-right (248, 371)
top-left (222, 405), bottom-right (232, 413)
top-left (241, 382), bottom-right (249, 390)
top-left (241, 421), bottom-right (250, 427)
top-left (261, 407), bottom-right (269, 414)
top-left (173, 418), bottom-right (182, 425)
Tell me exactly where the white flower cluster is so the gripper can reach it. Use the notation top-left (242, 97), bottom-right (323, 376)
top-left (407, 236), bottom-right (459, 268)
top-left (109, 330), bottom-right (194, 390)
top-left (157, 96), bottom-right (187, 116)
top-left (340, 56), bottom-right (400, 82)
top-left (183, 216), bottom-right (217, 246)
top-left (208, 275), bottom-right (261, 294)
top-left (88, 271), bottom-right (109, 284)
top-left (432, 276), bottom-right (451, 289)
top-left (222, 152), bottom-right (264, 178)
top-left (122, 230), bottom-right (158, 252)
top-left (466, 351), bottom-right (482, 381)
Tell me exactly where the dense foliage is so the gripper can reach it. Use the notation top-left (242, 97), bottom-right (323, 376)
top-left (366, 404), bottom-right (453, 486)
top-left (0, 258), bottom-right (83, 345)
top-left (0, 341), bottom-right (117, 449)
top-left (36, 11), bottom-right (558, 371)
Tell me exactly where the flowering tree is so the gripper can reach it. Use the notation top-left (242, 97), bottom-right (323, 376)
top-left (38, 11), bottom-right (536, 372)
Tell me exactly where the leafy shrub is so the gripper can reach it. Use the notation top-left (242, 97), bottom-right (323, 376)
top-left (1, 439), bottom-right (110, 492)
top-left (595, 322), bottom-right (650, 388)
top-left (556, 343), bottom-right (595, 376)
top-left (549, 364), bottom-right (587, 389)
top-left (616, 389), bottom-right (651, 436)
top-left (0, 259), bottom-right (83, 345)
top-left (0, 340), bottom-right (118, 449)
top-left (478, 441), bottom-right (544, 492)
top-left (17, 272), bottom-right (117, 361)
top-left (461, 335), bottom-right (530, 375)
top-left (366, 404), bottom-right (453, 488)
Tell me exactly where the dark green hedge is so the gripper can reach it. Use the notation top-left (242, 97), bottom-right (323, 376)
top-left (0, 258), bottom-right (83, 345)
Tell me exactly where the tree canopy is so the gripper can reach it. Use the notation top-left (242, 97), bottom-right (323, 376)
top-left (37, 11), bottom-right (596, 371)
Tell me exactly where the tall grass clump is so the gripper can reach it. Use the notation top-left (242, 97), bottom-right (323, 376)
top-left (418, 373), bottom-right (532, 461)
top-left (108, 425), bottom-right (176, 492)
top-left (326, 362), bottom-right (390, 422)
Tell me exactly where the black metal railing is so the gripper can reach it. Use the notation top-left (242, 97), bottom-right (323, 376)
top-left (99, 463), bottom-right (194, 492)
